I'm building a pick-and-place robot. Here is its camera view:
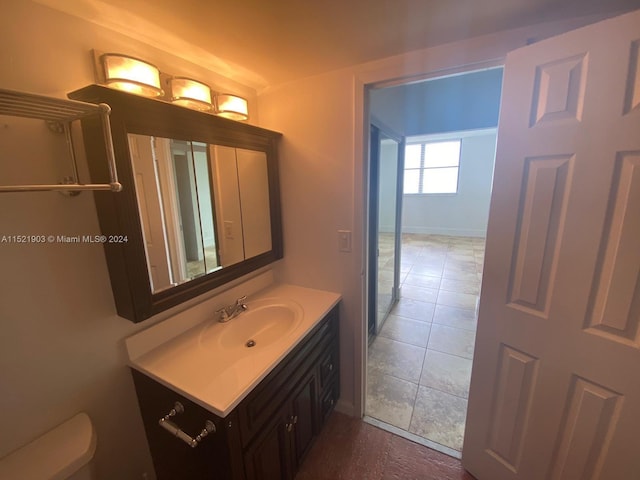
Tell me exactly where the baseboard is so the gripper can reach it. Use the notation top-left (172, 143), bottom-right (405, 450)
top-left (335, 398), bottom-right (355, 417)
top-left (401, 226), bottom-right (486, 237)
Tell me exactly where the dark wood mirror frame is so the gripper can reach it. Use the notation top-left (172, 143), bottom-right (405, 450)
top-left (68, 85), bottom-right (283, 323)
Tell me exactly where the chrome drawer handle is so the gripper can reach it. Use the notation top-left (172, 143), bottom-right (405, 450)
top-left (158, 401), bottom-right (216, 448)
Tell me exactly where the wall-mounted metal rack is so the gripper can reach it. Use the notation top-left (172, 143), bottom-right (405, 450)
top-left (0, 87), bottom-right (122, 193)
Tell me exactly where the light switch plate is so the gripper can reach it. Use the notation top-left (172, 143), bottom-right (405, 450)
top-left (338, 230), bottom-right (352, 252)
top-left (224, 220), bottom-right (234, 238)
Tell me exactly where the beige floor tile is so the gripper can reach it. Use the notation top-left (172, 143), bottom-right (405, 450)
top-left (423, 235), bottom-right (449, 245)
top-left (369, 234), bottom-right (485, 450)
top-left (409, 386), bottom-right (468, 451)
top-left (399, 261), bottom-right (413, 273)
top-left (368, 336), bottom-right (426, 383)
top-left (400, 284), bottom-right (439, 303)
top-left (439, 277), bottom-right (481, 295)
top-left (444, 258), bottom-right (477, 270)
top-left (403, 245), bottom-right (424, 256)
top-left (437, 290), bottom-right (478, 310)
top-left (379, 315), bottom-right (432, 348)
top-left (447, 247), bottom-right (475, 256)
top-left (410, 263), bottom-right (445, 277)
top-left (413, 254), bottom-right (446, 268)
top-left (428, 324), bottom-right (476, 359)
top-left (443, 262), bottom-right (477, 275)
top-left (441, 269), bottom-right (480, 282)
top-left (366, 370), bottom-right (418, 430)
top-left (446, 252), bottom-right (476, 263)
top-left (432, 305), bottom-right (477, 331)
top-left (419, 245), bottom-right (448, 255)
top-left (402, 252), bottom-right (422, 264)
top-left (448, 237), bottom-right (473, 246)
top-left (391, 298), bottom-right (436, 323)
top-left (420, 349), bottom-right (473, 398)
top-left (403, 273), bottom-right (441, 289)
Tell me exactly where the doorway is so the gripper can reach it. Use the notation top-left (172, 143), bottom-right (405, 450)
top-left (364, 68), bottom-right (503, 457)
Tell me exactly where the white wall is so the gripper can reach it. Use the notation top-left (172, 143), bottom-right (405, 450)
top-left (369, 89), bottom-right (406, 136)
top-left (0, 2), bottom-right (258, 478)
top-left (402, 130), bottom-right (497, 237)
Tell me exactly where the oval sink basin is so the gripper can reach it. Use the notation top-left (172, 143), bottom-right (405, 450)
top-left (211, 298), bottom-right (304, 350)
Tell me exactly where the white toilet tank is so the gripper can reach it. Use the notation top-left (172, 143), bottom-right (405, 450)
top-left (0, 412), bottom-right (97, 480)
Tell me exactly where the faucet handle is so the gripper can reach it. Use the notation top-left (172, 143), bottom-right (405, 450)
top-left (236, 295), bottom-right (247, 305)
top-left (216, 308), bottom-right (230, 321)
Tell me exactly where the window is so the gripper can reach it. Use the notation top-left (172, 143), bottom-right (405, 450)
top-left (404, 140), bottom-right (461, 194)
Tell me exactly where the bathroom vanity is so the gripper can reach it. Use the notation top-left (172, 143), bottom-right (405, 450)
top-left (71, 84), bottom-right (341, 478)
top-left (127, 284), bottom-right (341, 479)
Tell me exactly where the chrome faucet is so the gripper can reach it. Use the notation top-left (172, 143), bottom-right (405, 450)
top-left (216, 296), bottom-right (248, 322)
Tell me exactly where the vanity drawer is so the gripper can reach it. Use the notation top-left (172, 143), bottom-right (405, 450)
top-left (319, 346), bottom-right (339, 391)
top-left (319, 378), bottom-right (340, 427)
top-left (238, 306), bottom-right (338, 447)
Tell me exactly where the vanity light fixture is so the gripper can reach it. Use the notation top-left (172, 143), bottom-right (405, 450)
top-left (169, 77), bottom-right (213, 111)
top-left (214, 93), bottom-right (249, 121)
top-left (100, 53), bottom-right (164, 98)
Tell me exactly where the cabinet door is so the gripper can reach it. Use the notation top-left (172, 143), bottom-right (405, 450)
top-left (290, 370), bottom-right (317, 470)
top-left (244, 407), bottom-right (292, 480)
top-left (131, 370), bottom-right (239, 480)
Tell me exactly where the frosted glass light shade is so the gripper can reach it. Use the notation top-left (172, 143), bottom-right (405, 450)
top-left (101, 54), bottom-right (163, 97)
top-left (169, 77), bottom-right (212, 111)
top-left (215, 94), bottom-right (249, 120)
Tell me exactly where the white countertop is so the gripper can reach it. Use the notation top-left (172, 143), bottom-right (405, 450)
top-left (127, 283), bottom-right (341, 417)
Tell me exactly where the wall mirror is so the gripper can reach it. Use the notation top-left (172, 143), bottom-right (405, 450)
top-left (128, 134), bottom-right (272, 293)
top-left (69, 85), bottom-right (282, 322)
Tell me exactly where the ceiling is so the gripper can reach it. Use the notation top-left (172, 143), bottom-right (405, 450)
top-left (38, 0), bottom-right (640, 89)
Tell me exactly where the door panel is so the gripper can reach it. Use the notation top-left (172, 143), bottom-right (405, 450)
top-left (463, 10), bottom-right (640, 480)
top-left (128, 134), bottom-right (173, 291)
top-left (291, 371), bottom-right (316, 469)
top-left (244, 407), bottom-right (291, 480)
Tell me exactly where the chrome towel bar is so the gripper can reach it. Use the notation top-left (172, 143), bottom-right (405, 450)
top-left (158, 401), bottom-right (216, 448)
top-left (0, 88), bottom-right (121, 193)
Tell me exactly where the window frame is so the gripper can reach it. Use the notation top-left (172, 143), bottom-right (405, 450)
top-left (404, 139), bottom-right (462, 195)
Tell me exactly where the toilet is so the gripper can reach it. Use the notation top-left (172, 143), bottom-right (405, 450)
top-left (0, 412), bottom-right (97, 479)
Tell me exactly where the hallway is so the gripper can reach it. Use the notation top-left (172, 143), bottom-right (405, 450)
top-left (366, 234), bottom-right (484, 454)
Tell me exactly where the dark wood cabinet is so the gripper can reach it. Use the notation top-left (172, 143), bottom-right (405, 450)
top-left (243, 404), bottom-right (292, 480)
top-left (290, 371), bottom-right (316, 469)
top-left (132, 305), bottom-right (340, 479)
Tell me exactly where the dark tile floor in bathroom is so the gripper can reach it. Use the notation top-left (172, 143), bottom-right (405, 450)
top-left (296, 412), bottom-right (477, 480)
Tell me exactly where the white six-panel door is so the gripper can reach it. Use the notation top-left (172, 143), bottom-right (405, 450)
top-left (462, 10), bottom-right (640, 480)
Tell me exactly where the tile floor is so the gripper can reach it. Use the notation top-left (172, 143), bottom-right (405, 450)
top-left (367, 233), bottom-right (485, 454)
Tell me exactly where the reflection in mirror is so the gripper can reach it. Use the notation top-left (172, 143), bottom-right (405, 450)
top-left (210, 146), bottom-right (272, 266)
top-left (170, 140), bottom-right (219, 280)
top-left (128, 134), bottom-right (272, 293)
